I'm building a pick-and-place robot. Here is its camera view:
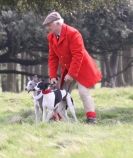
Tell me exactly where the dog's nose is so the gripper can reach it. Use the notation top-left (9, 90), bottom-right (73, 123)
top-left (25, 88), bottom-right (27, 90)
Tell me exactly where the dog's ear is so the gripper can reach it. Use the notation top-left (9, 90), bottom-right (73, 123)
top-left (28, 76), bottom-right (32, 81)
top-left (36, 82), bottom-right (42, 89)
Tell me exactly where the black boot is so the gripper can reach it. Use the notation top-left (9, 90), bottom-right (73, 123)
top-left (86, 117), bottom-right (97, 124)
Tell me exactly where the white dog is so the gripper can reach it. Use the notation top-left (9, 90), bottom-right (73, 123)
top-left (34, 81), bottom-right (78, 122)
top-left (25, 76), bottom-right (43, 123)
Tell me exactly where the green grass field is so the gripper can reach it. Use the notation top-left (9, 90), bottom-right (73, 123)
top-left (0, 87), bottom-right (133, 158)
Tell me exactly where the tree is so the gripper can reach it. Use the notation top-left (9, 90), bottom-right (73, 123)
top-left (0, 0), bottom-right (133, 91)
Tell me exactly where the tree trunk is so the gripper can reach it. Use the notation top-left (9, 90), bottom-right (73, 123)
top-left (116, 50), bottom-right (126, 87)
top-left (6, 63), bottom-right (19, 92)
top-left (101, 58), bottom-right (107, 87)
top-left (110, 52), bottom-right (119, 87)
top-left (123, 47), bottom-right (133, 86)
top-left (103, 54), bottom-right (114, 87)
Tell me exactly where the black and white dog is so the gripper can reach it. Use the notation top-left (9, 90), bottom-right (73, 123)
top-left (34, 81), bottom-right (78, 122)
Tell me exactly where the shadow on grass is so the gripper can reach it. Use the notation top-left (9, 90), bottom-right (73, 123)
top-left (0, 109), bottom-right (35, 125)
top-left (0, 106), bottom-right (133, 126)
top-left (97, 107), bottom-right (133, 125)
top-left (76, 106), bottom-right (133, 125)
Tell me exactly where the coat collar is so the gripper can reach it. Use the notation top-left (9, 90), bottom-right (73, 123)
top-left (52, 23), bottom-right (67, 46)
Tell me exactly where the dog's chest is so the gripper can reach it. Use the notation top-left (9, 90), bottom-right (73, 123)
top-left (42, 89), bottom-right (66, 109)
top-left (43, 93), bottom-right (55, 109)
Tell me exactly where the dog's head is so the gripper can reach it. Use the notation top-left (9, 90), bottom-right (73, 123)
top-left (25, 75), bottom-right (40, 93)
top-left (34, 81), bottom-right (50, 91)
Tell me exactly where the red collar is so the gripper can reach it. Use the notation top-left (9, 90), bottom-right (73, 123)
top-left (42, 89), bottom-right (52, 94)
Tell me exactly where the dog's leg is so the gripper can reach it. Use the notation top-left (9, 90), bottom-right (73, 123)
top-left (34, 100), bottom-right (40, 124)
top-left (66, 94), bottom-right (78, 122)
top-left (60, 104), bottom-right (70, 121)
top-left (45, 110), bottom-right (54, 122)
top-left (57, 103), bottom-right (68, 121)
top-left (42, 105), bottom-right (47, 122)
top-left (64, 109), bottom-right (69, 121)
top-left (58, 111), bottom-right (67, 121)
top-left (35, 104), bottom-right (40, 123)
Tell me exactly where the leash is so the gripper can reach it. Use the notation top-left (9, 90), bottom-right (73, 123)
top-left (65, 81), bottom-right (72, 93)
top-left (50, 83), bottom-right (57, 90)
top-left (50, 81), bottom-right (72, 92)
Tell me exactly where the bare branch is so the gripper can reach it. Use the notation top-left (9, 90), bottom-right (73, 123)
top-left (0, 57), bottom-right (48, 65)
top-left (0, 69), bottom-right (48, 78)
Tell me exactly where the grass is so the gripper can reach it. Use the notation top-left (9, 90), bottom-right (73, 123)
top-left (0, 87), bottom-right (133, 158)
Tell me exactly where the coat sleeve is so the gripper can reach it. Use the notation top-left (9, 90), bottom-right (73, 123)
top-left (68, 31), bottom-right (84, 78)
top-left (48, 41), bottom-right (59, 79)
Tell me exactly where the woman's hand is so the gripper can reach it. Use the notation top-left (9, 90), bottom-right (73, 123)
top-left (64, 74), bottom-right (73, 82)
top-left (50, 78), bottom-right (58, 85)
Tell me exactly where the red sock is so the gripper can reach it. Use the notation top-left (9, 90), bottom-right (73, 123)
top-left (86, 111), bottom-right (96, 119)
top-left (52, 112), bottom-right (62, 121)
top-left (57, 113), bottom-right (62, 120)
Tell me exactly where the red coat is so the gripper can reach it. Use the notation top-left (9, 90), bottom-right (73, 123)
top-left (48, 24), bottom-right (102, 88)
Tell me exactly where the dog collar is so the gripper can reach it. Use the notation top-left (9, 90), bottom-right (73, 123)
top-left (42, 89), bottom-right (52, 94)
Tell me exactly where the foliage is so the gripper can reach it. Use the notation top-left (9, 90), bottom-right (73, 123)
top-left (0, 9), bottom-right (47, 65)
